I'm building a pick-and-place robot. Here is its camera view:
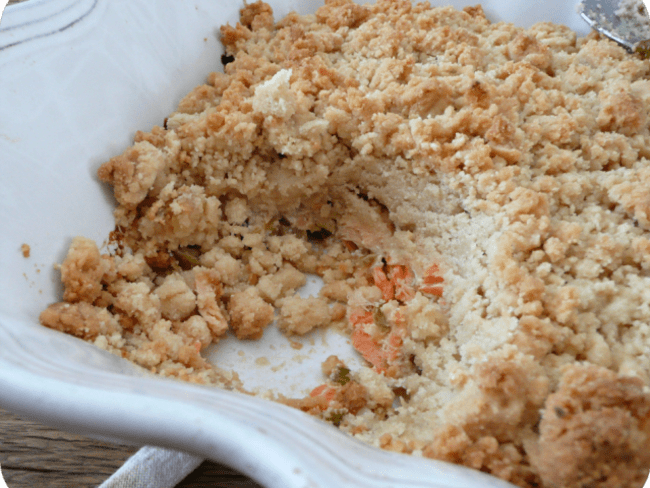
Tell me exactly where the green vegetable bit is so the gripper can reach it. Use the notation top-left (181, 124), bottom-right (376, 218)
top-left (635, 39), bottom-right (650, 59)
top-left (172, 247), bottom-right (201, 269)
top-left (373, 307), bottom-right (390, 331)
top-left (326, 411), bottom-right (345, 427)
top-left (334, 366), bottom-right (351, 386)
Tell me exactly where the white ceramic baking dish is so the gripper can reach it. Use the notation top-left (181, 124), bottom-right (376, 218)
top-left (0, 1), bottom-right (591, 486)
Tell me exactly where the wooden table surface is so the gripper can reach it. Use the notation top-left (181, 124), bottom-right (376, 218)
top-left (1, 1), bottom-right (261, 486)
top-left (0, 408), bottom-right (263, 487)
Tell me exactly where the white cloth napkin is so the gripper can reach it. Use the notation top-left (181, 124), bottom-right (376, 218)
top-left (98, 446), bottom-right (203, 488)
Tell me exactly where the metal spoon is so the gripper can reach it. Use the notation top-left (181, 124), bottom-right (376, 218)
top-left (580, 0), bottom-right (650, 56)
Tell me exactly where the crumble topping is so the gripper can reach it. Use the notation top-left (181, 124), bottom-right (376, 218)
top-left (40, 1), bottom-right (650, 486)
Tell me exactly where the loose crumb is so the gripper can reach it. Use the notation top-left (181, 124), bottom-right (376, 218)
top-left (277, 295), bottom-right (331, 336)
top-left (21, 243), bottom-right (30, 258)
top-left (255, 356), bottom-right (270, 366)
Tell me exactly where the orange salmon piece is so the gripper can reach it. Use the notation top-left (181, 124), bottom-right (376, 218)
top-left (373, 264), bottom-right (416, 303)
top-left (391, 265), bottom-right (415, 302)
top-left (310, 384), bottom-right (337, 401)
top-left (351, 328), bottom-right (387, 372)
top-left (349, 309), bottom-right (374, 326)
top-left (420, 263), bottom-right (444, 297)
top-left (373, 266), bottom-right (394, 301)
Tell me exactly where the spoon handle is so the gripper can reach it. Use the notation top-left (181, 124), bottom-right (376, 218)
top-left (580, 0), bottom-right (650, 54)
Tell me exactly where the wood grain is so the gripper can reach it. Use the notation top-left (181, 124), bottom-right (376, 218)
top-left (175, 462), bottom-right (264, 488)
top-left (0, 408), bottom-right (138, 487)
top-left (0, 408), bottom-right (264, 487)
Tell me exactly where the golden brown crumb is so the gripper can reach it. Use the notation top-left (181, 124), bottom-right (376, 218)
top-left (154, 273), bottom-right (196, 321)
top-left (276, 295), bottom-right (331, 335)
top-left (40, 302), bottom-right (121, 340)
top-left (321, 355), bottom-right (345, 377)
top-left (40, 1), bottom-right (650, 486)
top-left (529, 365), bottom-right (650, 488)
top-left (228, 287), bottom-right (275, 339)
top-left (21, 243), bottom-right (30, 258)
top-left (60, 237), bottom-right (115, 303)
